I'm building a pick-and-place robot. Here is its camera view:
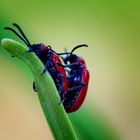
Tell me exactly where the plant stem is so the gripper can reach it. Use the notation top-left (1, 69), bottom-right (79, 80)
top-left (1, 38), bottom-right (78, 140)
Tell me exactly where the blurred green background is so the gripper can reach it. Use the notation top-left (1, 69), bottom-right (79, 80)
top-left (0, 0), bottom-right (140, 140)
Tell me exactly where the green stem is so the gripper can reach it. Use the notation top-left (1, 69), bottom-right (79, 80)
top-left (1, 38), bottom-right (78, 140)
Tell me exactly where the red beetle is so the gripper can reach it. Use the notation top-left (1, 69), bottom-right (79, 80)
top-left (57, 45), bottom-right (89, 112)
top-left (5, 23), bottom-right (68, 99)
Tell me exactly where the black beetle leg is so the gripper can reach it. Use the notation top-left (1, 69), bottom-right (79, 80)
top-left (58, 91), bottom-right (67, 105)
top-left (57, 73), bottom-right (67, 100)
top-left (67, 85), bottom-right (84, 92)
top-left (58, 98), bottom-right (65, 105)
top-left (58, 83), bottom-right (85, 105)
top-left (56, 62), bottom-right (79, 68)
top-left (33, 81), bottom-right (37, 92)
top-left (75, 81), bottom-right (86, 86)
top-left (41, 55), bottom-right (52, 74)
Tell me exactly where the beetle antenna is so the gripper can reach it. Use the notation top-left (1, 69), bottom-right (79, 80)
top-left (71, 44), bottom-right (88, 54)
top-left (47, 45), bottom-right (68, 55)
top-left (4, 27), bottom-right (30, 47)
top-left (13, 23), bottom-right (31, 46)
top-left (55, 44), bottom-right (88, 56)
top-left (57, 52), bottom-right (70, 55)
top-left (54, 48), bottom-right (70, 55)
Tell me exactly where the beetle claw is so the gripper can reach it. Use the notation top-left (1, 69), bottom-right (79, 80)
top-left (11, 55), bottom-right (15, 57)
top-left (33, 81), bottom-right (37, 92)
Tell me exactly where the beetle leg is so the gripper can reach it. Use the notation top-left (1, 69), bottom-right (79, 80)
top-left (57, 73), bottom-right (65, 94)
top-left (33, 81), bottom-right (37, 92)
top-left (58, 84), bottom-right (84, 105)
top-left (58, 90), bottom-right (67, 105)
top-left (67, 85), bottom-right (84, 92)
top-left (56, 62), bottom-right (79, 68)
top-left (47, 45), bottom-right (58, 54)
top-left (57, 73), bottom-right (68, 105)
top-left (58, 84), bottom-right (83, 105)
top-left (65, 81), bottom-right (85, 94)
top-left (41, 67), bottom-right (48, 74)
top-left (61, 56), bottom-right (65, 62)
top-left (74, 81), bottom-right (86, 86)
top-left (58, 98), bottom-right (64, 105)
top-left (41, 54), bottom-right (52, 74)
top-left (57, 73), bottom-right (65, 78)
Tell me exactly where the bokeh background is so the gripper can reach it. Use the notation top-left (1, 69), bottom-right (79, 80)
top-left (0, 0), bottom-right (140, 140)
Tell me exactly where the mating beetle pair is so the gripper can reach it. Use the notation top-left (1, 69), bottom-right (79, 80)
top-left (5, 23), bottom-right (89, 113)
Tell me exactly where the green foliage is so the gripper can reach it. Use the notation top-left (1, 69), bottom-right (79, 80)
top-left (1, 38), bottom-right (78, 140)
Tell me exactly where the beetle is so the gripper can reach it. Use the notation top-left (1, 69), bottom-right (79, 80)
top-left (57, 44), bottom-right (89, 112)
top-left (4, 23), bottom-right (68, 99)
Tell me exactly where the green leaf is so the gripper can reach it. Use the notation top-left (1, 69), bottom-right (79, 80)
top-left (1, 38), bottom-right (78, 140)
